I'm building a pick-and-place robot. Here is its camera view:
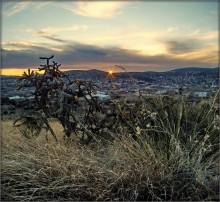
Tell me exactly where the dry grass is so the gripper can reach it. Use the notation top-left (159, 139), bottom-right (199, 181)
top-left (1, 97), bottom-right (219, 201)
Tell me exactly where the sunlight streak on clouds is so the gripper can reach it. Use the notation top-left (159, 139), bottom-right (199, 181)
top-left (41, 25), bottom-right (88, 33)
top-left (200, 31), bottom-right (218, 40)
top-left (68, 2), bottom-right (129, 18)
top-left (31, 31), bottom-right (66, 43)
top-left (3, 2), bottom-right (30, 16)
top-left (3, 1), bottom-right (53, 17)
top-left (3, 41), bottom-right (38, 48)
top-left (34, 1), bottom-right (53, 10)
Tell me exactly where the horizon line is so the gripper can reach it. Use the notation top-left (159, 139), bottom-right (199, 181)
top-left (1, 66), bottom-right (218, 77)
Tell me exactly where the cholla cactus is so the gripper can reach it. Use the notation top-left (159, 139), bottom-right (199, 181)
top-left (15, 56), bottom-right (103, 143)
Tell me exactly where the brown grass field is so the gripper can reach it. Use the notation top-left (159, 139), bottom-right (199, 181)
top-left (1, 97), bottom-right (219, 201)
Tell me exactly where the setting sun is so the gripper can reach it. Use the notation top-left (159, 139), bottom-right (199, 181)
top-left (109, 70), bottom-right (113, 75)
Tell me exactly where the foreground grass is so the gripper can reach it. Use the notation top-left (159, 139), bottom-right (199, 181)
top-left (1, 97), bottom-right (219, 201)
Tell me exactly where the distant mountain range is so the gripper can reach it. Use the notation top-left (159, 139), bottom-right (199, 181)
top-left (64, 67), bottom-right (219, 81)
top-left (1, 67), bottom-right (218, 80)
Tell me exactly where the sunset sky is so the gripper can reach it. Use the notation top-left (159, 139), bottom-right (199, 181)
top-left (1, 1), bottom-right (219, 75)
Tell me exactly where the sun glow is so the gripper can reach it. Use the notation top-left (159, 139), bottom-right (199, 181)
top-left (0, 68), bottom-right (40, 76)
top-left (108, 70), bottom-right (113, 75)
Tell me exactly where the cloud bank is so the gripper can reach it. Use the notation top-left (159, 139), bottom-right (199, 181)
top-left (2, 38), bottom-right (218, 72)
top-left (163, 38), bottom-right (204, 54)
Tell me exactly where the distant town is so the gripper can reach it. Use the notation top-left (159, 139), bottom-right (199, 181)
top-left (1, 67), bottom-right (219, 115)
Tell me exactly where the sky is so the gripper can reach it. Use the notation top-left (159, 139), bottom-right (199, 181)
top-left (1, 0), bottom-right (219, 75)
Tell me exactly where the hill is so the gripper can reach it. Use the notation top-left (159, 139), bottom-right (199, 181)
top-left (63, 67), bottom-right (218, 81)
top-left (64, 69), bottom-right (108, 80)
